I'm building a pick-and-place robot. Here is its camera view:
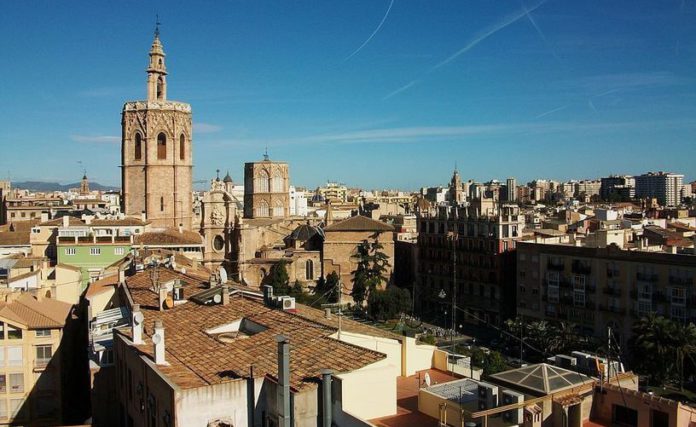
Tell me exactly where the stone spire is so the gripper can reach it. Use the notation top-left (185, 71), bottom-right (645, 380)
top-left (80, 173), bottom-right (90, 195)
top-left (147, 23), bottom-right (167, 101)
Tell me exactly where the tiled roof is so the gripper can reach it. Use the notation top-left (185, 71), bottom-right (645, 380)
top-left (121, 269), bottom-right (387, 390)
top-left (324, 215), bottom-right (394, 232)
top-left (294, 305), bottom-right (403, 341)
top-left (85, 275), bottom-right (119, 298)
top-left (0, 231), bottom-right (30, 246)
top-left (92, 218), bottom-right (147, 227)
top-left (134, 228), bottom-right (203, 246)
top-left (0, 294), bottom-right (71, 329)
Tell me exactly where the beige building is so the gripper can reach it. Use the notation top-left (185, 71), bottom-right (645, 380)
top-left (243, 156), bottom-right (290, 219)
top-left (121, 32), bottom-right (193, 230)
top-left (323, 215), bottom-right (395, 294)
top-left (517, 241), bottom-right (696, 343)
top-left (199, 175), bottom-right (238, 270)
top-left (0, 293), bottom-right (71, 425)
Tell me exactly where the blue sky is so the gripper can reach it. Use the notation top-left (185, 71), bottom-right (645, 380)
top-left (1, 0), bottom-right (695, 190)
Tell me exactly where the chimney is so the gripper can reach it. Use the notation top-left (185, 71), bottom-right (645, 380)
top-left (159, 287), bottom-right (168, 311)
top-left (62, 215), bottom-right (69, 228)
top-left (321, 369), bottom-right (333, 427)
top-left (221, 285), bottom-right (229, 306)
top-left (263, 285), bottom-right (274, 306)
top-left (141, 211), bottom-right (147, 222)
top-left (324, 308), bottom-right (332, 319)
top-left (84, 215), bottom-right (92, 225)
top-left (276, 335), bottom-right (291, 427)
top-left (118, 268), bottom-right (125, 285)
top-left (131, 304), bottom-right (143, 345)
top-left (40, 212), bottom-right (48, 223)
top-left (153, 320), bottom-right (166, 365)
top-left (178, 223), bottom-right (183, 234)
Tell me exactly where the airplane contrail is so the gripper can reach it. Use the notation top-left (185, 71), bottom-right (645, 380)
top-left (429, 0), bottom-right (548, 73)
top-left (523, 1), bottom-right (561, 62)
top-left (383, 79), bottom-right (419, 100)
top-left (534, 104), bottom-right (568, 119)
top-left (345, 0), bottom-right (396, 61)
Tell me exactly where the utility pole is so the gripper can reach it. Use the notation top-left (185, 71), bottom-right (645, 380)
top-left (338, 279), bottom-right (343, 340)
top-left (606, 325), bottom-right (612, 383)
top-left (451, 230), bottom-right (457, 352)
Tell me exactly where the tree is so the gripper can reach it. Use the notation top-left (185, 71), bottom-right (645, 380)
top-left (315, 271), bottom-right (340, 303)
top-left (670, 321), bottom-right (696, 391)
top-left (630, 314), bottom-right (677, 386)
top-left (269, 260), bottom-right (290, 295)
top-left (367, 287), bottom-right (411, 321)
top-left (351, 239), bottom-right (391, 306)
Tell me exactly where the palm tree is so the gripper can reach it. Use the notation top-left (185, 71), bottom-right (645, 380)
top-left (630, 314), bottom-right (674, 385)
top-left (669, 321), bottom-right (696, 391)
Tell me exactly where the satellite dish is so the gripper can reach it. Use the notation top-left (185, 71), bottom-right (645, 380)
top-left (152, 334), bottom-right (162, 345)
top-left (424, 372), bottom-right (431, 387)
top-left (219, 268), bottom-right (228, 284)
top-left (133, 312), bottom-right (144, 325)
top-left (213, 294), bottom-right (222, 304)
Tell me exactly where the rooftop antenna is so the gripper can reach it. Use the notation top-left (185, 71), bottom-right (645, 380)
top-left (154, 14), bottom-right (161, 37)
top-left (216, 169), bottom-right (220, 181)
top-left (263, 145), bottom-right (270, 161)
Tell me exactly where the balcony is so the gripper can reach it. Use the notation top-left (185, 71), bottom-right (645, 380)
top-left (547, 260), bottom-right (564, 271)
top-left (34, 359), bottom-right (50, 369)
top-left (571, 261), bottom-right (592, 275)
top-left (636, 272), bottom-right (658, 282)
top-left (652, 291), bottom-right (668, 303)
top-left (603, 287), bottom-right (622, 297)
top-left (606, 269), bottom-right (620, 278)
top-left (669, 276), bottom-right (693, 286)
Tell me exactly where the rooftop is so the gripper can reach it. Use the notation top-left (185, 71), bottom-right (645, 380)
top-left (0, 294), bottom-right (71, 329)
top-left (134, 228), bottom-right (203, 246)
top-left (120, 268), bottom-right (387, 391)
top-left (489, 363), bottom-right (593, 395)
top-left (324, 215), bottom-right (394, 232)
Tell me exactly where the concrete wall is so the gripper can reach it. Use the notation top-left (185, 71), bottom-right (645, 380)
top-left (336, 358), bottom-right (396, 420)
top-left (177, 380), bottom-right (249, 427)
top-left (53, 264), bottom-right (83, 304)
top-left (331, 331), bottom-right (401, 379)
top-left (591, 384), bottom-right (694, 427)
top-left (403, 337), bottom-right (436, 376)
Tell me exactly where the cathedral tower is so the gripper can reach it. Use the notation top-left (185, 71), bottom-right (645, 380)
top-left (121, 30), bottom-right (193, 230)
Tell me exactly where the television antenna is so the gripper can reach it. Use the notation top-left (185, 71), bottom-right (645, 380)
top-left (424, 372), bottom-right (431, 387)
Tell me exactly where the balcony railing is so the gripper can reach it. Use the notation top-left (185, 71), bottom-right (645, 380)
top-left (34, 359), bottom-right (50, 369)
top-left (636, 272), bottom-right (658, 282)
top-left (547, 260), bottom-right (565, 271)
top-left (572, 261), bottom-right (592, 275)
top-left (603, 287), bottom-right (622, 297)
top-left (669, 276), bottom-right (693, 286)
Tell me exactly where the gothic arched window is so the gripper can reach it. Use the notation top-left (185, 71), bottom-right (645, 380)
top-left (160, 196), bottom-right (164, 212)
top-left (255, 170), bottom-right (270, 193)
top-left (157, 133), bottom-right (167, 160)
top-left (179, 134), bottom-right (185, 161)
top-left (257, 200), bottom-right (269, 217)
top-left (134, 133), bottom-right (142, 160)
top-left (272, 172), bottom-right (283, 192)
top-left (305, 259), bottom-right (314, 280)
top-left (156, 77), bottom-right (164, 100)
top-left (273, 200), bottom-right (284, 217)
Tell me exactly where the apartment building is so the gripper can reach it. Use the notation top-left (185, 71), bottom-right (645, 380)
top-left (416, 201), bottom-right (525, 326)
top-left (516, 241), bottom-right (696, 343)
top-left (0, 294), bottom-right (71, 425)
top-left (635, 172), bottom-right (684, 207)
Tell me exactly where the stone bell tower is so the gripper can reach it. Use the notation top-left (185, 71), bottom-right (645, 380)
top-left (121, 27), bottom-right (193, 230)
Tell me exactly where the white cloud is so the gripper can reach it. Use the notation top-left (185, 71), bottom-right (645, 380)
top-left (71, 135), bottom-right (120, 144)
top-left (194, 122), bottom-right (223, 133)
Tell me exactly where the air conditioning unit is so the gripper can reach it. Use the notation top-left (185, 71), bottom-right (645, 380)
top-left (477, 382), bottom-right (498, 410)
top-left (281, 296), bottom-right (296, 312)
top-left (501, 389), bottom-right (524, 424)
top-left (556, 354), bottom-right (577, 369)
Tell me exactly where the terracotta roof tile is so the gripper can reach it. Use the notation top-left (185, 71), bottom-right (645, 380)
top-left (0, 294), bottom-right (70, 329)
top-left (324, 215), bottom-right (394, 232)
top-left (0, 231), bottom-right (31, 246)
top-left (122, 269), bottom-right (386, 390)
top-left (134, 228), bottom-right (203, 246)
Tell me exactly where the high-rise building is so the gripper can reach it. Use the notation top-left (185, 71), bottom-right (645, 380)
top-left (506, 177), bottom-right (517, 202)
top-left (121, 31), bottom-right (193, 229)
top-left (600, 175), bottom-right (636, 201)
top-left (243, 154), bottom-right (290, 218)
top-left (635, 172), bottom-right (684, 206)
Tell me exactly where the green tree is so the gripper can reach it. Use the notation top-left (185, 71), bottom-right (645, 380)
top-left (351, 239), bottom-right (391, 306)
top-left (630, 314), bottom-right (675, 386)
top-left (315, 271), bottom-right (340, 303)
top-left (670, 321), bottom-right (696, 391)
top-left (367, 287), bottom-right (411, 321)
top-left (269, 260), bottom-right (290, 295)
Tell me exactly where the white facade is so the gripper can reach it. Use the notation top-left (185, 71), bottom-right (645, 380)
top-left (289, 186), bottom-right (308, 217)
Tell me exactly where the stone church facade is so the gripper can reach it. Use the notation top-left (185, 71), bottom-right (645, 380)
top-left (121, 32), bottom-right (193, 230)
top-left (243, 157), bottom-right (290, 219)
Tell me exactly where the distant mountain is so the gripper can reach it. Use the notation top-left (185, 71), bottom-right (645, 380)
top-left (11, 181), bottom-right (120, 192)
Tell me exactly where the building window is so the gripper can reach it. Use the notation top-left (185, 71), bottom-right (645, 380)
top-left (35, 329), bottom-right (51, 338)
top-left (256, 200), bottom-right (269, 217)
top-left (157, 133), bottom-right (167, 159)
top-left (156, 76), bottom-right (164, 100)
top-left (7, 347), bottom-right (22, 366)
top-left (7, 325), bottom-right (21, 340)
top-left (671, 287), bottom-right (686, 306)
top-left (134, 133), bottom-right (142, 160)
top-left (115, 247), bottom-right (125, 256)
top-left (35, 345), bottom-right (52, 365)
top-left (257, 170), bottom-right (270, 193)
top-left (273, 200), bottom-right (284, 217)
top-left (213, 235), bottom-right (224, 252)
top-left (90, 247), bottom-right (101, 256)
top-left (65, 248), bottom-right (76, 256)
top-left (9, 373), bottom-right (24, 393)
top-left (160, 196), bottom-right (164, 212)
top-left (305, 260), bottom-right (314, 280)
top-left (0, 375), bottom-right (5, 393)
top-left (179, 134), bottom-right (185, 160)
top-left (272, 173), bottom-right (283, 192)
